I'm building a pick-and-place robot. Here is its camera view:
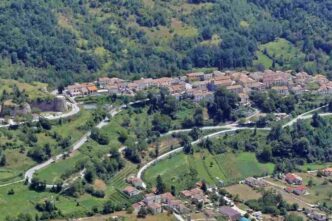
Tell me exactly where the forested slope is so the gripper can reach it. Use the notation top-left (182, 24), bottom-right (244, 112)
top-left (1, 0), bottom-right (332, 86)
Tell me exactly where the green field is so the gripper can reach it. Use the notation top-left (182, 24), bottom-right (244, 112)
top-left (0, 183), bottom-right (88, 219)
top-left (143, 151), bottom-right (274, 191)
top-left (0, 79), bottom-right (51, 100)
top-left (35, 153), bottom-right (87, 183)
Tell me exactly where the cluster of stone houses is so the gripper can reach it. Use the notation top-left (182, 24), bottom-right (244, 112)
top-left (123, 176), bottom-right (191, 215)
top-left (65, 70), bottom-right (332, 103)
top-left (132, 192), bottom-right (188, 215)
top-left (180, 188), bottom-right (207, 204)
top-left (66, 83), bottom-right (98, 97)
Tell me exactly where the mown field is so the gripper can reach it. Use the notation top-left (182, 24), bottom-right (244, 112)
top-left (254, 38), bottom-right (305, 70)
top-left (143, 151), bottom-right (274, 191)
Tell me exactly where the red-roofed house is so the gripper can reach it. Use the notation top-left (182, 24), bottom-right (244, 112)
top-left (285, 173), bottom-right (303, 185)
top-left (180, 190), bottom-right (192, 198)
top-left (132, 201), bottom-right (145, 213)
top-left (160, 192), bottom-right (175, 204)
top-left (123, 186), bottom-right (141, 197)
top-left (285, 186), bottom-right (307, 195)
top-left (321, 168), bottom-right (332, 176)
top-left (126, 177), bottom-right (145, 189)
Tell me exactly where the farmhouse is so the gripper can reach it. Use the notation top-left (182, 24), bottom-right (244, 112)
top-left (123, 186), bottom-right (141, 197)
top-left (219, 206), bottom-right (241, 221)
top-left (167, 199), bottom-right (190, 214)
top-left (285, 186), bottom-right (307, 195)
top-left (321, 168), bottom-right (332, 176)
top-left (160, 192), bottom-right (175, 204)
top-left (285, 173), bottom-right (303, 185)
top-left (126, 176), bottom-right (145, 189)
top-left (132, 201), bottom-right (145, 213)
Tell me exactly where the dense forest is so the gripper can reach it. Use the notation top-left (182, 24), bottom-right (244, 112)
top-left (1, 0), bottom-right (332, 86)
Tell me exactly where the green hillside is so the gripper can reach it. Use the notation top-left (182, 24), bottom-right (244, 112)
top-left (0, 0), bottom-right (332, 86)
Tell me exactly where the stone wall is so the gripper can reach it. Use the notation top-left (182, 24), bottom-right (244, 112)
top-left (30, 96), bottom-right (68, 112)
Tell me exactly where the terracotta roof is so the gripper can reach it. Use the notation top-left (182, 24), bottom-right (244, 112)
top-left (322, 168), bottom-right (332, 172)
top-left (161, 192), bottom-right (175, 201)
top-left (123, 186), bottom-right (138, 193)
top-left (87, 85), bottom-right (97, 91)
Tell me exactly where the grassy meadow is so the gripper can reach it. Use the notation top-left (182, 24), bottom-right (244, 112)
top-left (143, 151), bottom-right (274, 191)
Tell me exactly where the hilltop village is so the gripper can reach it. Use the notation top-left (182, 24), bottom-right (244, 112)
top-left (66, 70), bottom-right (332, 103)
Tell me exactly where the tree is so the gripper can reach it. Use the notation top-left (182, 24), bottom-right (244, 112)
top-left (152, 114), bottom-right (171, 133)
top-left (84, 170), bottom-right (95, 184)
top-left (137, 207), bottom-right (148, 218)
top-left (268, 123), bottom-right (283, 141)
top-left (311, 113), bottom-right (325, 128)
top-left (102, 201), bottom-right (114, 214)
top-left (183, 142), bottom-right (193, 155)
top-left (201, 181), bottom-right (207, 193)
top-left (189, 127), bottom-right (202, 140)
top-left (193, 107), bottom-right (204, 126)
top-left (90, 128), bottom-right (109, 145)
top-left (7, 189), bottom-right (15, 195)
top-left (39, 118), bottom-right (52, 130)
top-left (0, 151), bottom-right (6, 166)
top-left (328, 100), bottom-right (332, 112)
top-left (29, 177), bottom-right (46, 192)
top-left (156, 175), bottom-right (166, 194)
top-left (57, 85), bottom-right (65, 94)
top-left (207, 87), bottom-right (240, 123)
top-left (171, 185), bottom-right (176, 196)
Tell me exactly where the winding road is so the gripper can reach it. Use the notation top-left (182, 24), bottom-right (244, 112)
top-left (137, 105), bottom-right (332, 187)
top-left (23, 99), bottom-right (148, 186)
top-left (0, 102), bottom-right (331, 190)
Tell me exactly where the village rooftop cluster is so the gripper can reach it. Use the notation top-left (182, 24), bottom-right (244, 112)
top-left (66, 70), bottom-right (332, 103)
top-left (120, 167), bottom-right (332, 221)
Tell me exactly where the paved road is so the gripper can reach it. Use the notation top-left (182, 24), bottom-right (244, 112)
top-left (283, 105), bottom-right (328, 128)
top-left (2, 102), bottom-right (331, 188)
top-left (137, 127), bottom-right (271, 188)
top-left (23, 100), bottom-right (147, 187)
top-left (161, 108), bottom-right (260, 136)
top-left (137, 106), bottom-right (332, 188)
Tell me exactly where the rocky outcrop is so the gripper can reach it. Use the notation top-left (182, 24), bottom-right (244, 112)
top-left (30, 96), bottom-right (68, 112)
top-left (0, 96), bottom-right (68, 117)
top-left (0, 102), bottom-right (31, 116)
